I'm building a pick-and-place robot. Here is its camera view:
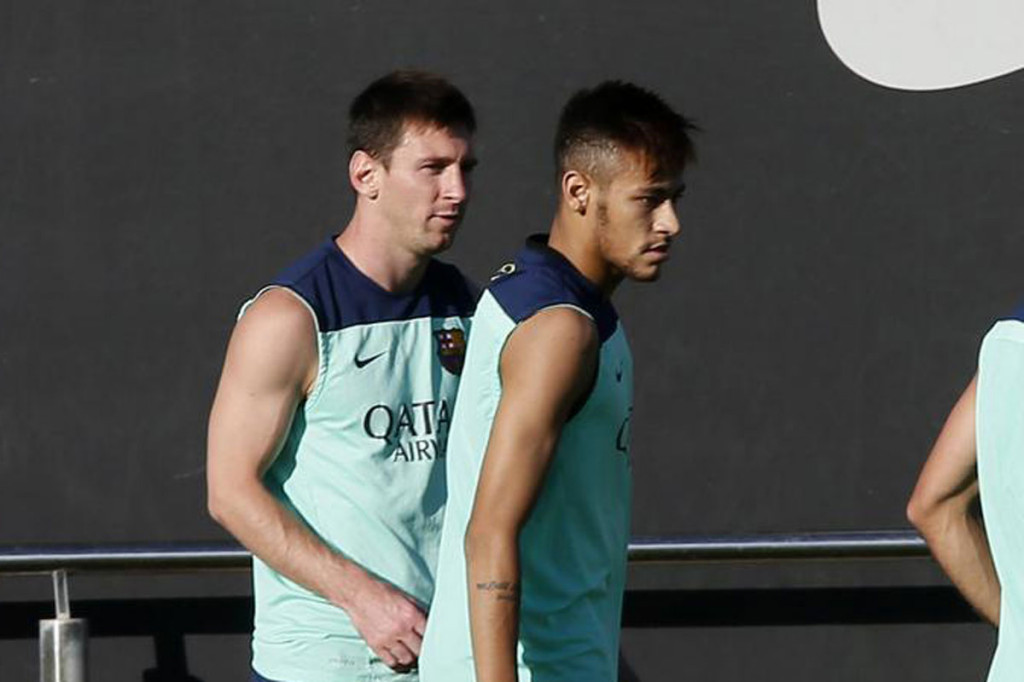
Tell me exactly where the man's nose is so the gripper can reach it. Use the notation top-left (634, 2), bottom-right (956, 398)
top-left (442, 166), bottom-right (468, 204)
top-left (656, 204), bottom-right (681, 238)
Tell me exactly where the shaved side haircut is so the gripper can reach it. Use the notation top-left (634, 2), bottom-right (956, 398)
top-left (555, 81), bottom-right (696, 184)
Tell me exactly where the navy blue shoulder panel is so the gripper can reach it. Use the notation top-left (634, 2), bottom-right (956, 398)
top-left (1005, 300), bottom-right (1024, 323)
top-left (487, 235), bottom-right (619, 342)
top-left (423, 259), bottom-right (480, 320)
top-left (270, 237), bottom-right (476, 332)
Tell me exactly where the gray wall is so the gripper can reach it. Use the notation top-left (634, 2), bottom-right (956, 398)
top-left (3, 0), bottom-right (1020, 679)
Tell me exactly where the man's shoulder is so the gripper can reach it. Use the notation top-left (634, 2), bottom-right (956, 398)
top-left (977, 300), bottom-right (1024, 366)
top-left (255, 242), bottom-right (480, 333)
top-left (485, 257), bottom-right (617, 341)
top-left (263, 249), bottom-right (478, 332)
top-left (260, 238), bottom-right (341, 331)
top-left (272, 239), bottom-right (335, 288)
top-left (235, 288), bottom-right (315, 346)
top-left (486, 258), bottom-right (573, 321)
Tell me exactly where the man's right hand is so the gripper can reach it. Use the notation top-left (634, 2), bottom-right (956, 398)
top-left (341, 574), bottom-right (427, 670)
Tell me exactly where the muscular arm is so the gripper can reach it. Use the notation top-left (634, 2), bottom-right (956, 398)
top-left (206, 289), bottom-right (425, 668)
top-left (464, 308), bottom-right (599, 682)
top-left (907, 375), bottom-right (1000, 625)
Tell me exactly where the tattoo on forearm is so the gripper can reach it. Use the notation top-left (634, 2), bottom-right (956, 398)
top-left (476, 581), bottom-right (520, 602)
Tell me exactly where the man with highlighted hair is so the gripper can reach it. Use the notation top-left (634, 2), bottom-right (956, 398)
top-left (206, 71), bottom-right (477, 681)
top-left (908, 301), bottom-right (1024, 681)
top-left (420, 81), bottom-right (695, 682)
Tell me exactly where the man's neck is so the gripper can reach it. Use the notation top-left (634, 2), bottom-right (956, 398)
top-left (548, 212), bottom-right (621, 298)
top-left (336, 212), bottom-right (429, 294)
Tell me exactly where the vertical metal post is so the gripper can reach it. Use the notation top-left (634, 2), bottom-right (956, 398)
top-left (39, 569), bottom-right (87, 682)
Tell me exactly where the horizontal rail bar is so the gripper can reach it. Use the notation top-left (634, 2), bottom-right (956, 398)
top-left (0, 531), bottom-right (928, 575)
top-left (629, 530), bottom-right (929, 562)
top-left (0, 543), bottom-right (251, 575)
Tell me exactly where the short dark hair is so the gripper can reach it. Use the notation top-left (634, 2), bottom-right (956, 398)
top-left (555, 81), bottom-right (696, 183)
top-left (347, 70), bottom-right (476, 164)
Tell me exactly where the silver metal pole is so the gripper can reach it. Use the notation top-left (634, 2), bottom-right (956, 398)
top-left (0, 532), bottom-right (929, 575)
top-left (39, 570), bottom-right (87, 682)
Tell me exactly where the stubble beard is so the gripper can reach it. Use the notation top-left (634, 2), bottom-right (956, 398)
top-left (596, 200), bottom-right (659, 283)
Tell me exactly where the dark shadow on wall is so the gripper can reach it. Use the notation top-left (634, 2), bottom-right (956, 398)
top-left (619, 651), bottom-right (643, 682)
top-left (620, 587), bottom-right (979, 627)
top-left (2, 597), bottom-right (251, 681)
top-left (1, 588), bottom-right (979, 679)
top-left (142, 632), bottom-right (204, 682)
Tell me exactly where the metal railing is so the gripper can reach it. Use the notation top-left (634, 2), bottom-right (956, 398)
top-left (1, 530), bottom-right (932, 682)
top-left (0, 530), bottom-right (927, 575)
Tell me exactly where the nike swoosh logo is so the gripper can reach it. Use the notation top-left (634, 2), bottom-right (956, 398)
top-left (354, 350), bottom-right (387, 369)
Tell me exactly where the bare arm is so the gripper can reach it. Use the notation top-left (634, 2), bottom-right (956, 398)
top-left (907, 375), bottom-right (1000, 625)
top-left (206, 289), bottom-right (425, 668)
top-left (464, 308), bottom-right (599, 682)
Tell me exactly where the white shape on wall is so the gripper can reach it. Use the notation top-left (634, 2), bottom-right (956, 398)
top-left (818, 0), bottom-right (1024, 91)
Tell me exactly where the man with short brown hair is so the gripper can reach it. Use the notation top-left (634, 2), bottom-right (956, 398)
top-left (207, 70), bottom-right (478, 682)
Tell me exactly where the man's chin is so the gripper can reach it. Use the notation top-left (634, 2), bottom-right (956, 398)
top-left (626, 265), bottom-right (663, 283)
top-left (420, 231), bottom-right (458, 256)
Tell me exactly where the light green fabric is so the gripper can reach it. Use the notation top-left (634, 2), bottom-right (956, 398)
top-left (420, 291), bottom-right (634, 682)
top-left (977, 319), bottom-right (1024, 682)
top-left (245, 289), bottom-right (470, 682)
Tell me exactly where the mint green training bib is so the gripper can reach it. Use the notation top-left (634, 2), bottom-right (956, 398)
top-left (420, 236), bottom-right (634, 682)
top-left (244, 237), bottom-right (475, 682)
top-left (976, 306), bottom-right (1024, 682)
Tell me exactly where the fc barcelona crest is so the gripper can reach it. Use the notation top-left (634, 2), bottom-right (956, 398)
top-left (434, 327), bottom-right (467, 375)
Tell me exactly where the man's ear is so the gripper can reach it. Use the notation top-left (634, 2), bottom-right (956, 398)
top-left (562, 170), bottom-right (591, 215)
top-left (349, 150), bottom-right (381, 199)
